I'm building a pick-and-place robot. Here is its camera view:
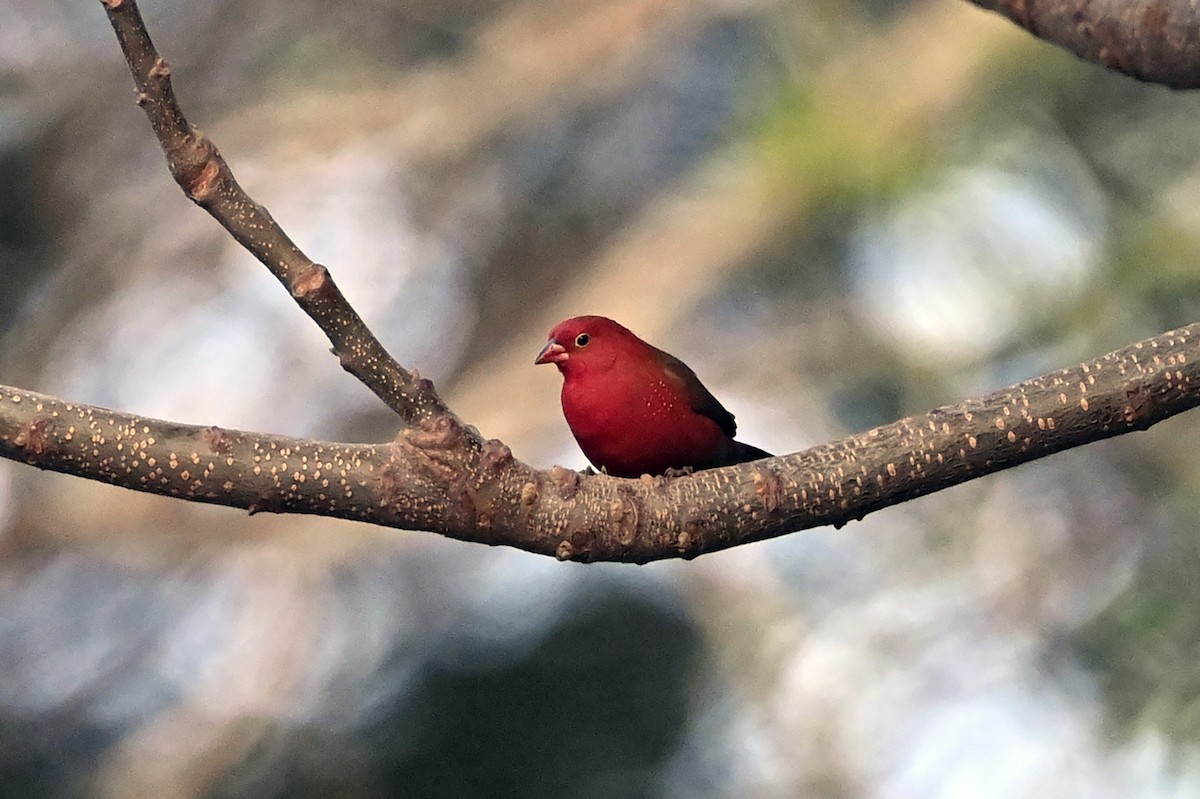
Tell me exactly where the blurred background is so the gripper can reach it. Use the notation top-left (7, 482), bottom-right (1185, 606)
top-left (2, 0), bottom-right (1200, 796)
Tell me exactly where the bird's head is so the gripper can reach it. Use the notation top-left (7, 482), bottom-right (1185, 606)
top-left (534, 315), bottom-right (634, 375)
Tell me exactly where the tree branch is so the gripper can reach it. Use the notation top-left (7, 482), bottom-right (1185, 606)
top-left (4, 323), bottom-right (1197, 562)
top-left (968, 0), bottom-right (1200, 88)
top-left (27, 0), bottom-right (1185, 561)
top-left (99, 0), bottom-right (455, 427)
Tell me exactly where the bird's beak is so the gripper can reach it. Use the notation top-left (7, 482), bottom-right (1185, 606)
top-left (535, 339), bottom-right (568, 365)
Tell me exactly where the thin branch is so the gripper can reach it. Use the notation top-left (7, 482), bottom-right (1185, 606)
top-left (99, 0), bottom-right (456, 427)
top-left (4, 323), bottom-right (1198, 562)
top-left (968, 0), bottom-right (1200, 88)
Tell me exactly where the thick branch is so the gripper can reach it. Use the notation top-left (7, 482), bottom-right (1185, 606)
top-left (99, 0), bottom-right (453, 426)
top-left (969, 0), bottom-right (1200, 88)
top-left (3, 323), bottom-right (1198, 562)
top-left (80, 1), bottom-right (1200, 560)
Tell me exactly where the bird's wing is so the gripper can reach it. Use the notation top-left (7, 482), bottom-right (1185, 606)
top-left (656, 349), bottom-right (738, 438)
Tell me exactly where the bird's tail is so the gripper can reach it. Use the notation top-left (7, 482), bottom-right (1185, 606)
top-left (729, 440), bottom-right (771, 465)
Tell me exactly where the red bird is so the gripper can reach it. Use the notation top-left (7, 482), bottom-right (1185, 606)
top-left (535, 315), bottom-right (770, 477)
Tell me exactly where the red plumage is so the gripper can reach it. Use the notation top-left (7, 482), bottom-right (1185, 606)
top-left (535, 315), bottom-right (770, 478)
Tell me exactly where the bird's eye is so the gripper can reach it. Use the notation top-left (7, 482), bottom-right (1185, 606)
top-left (575, 333), bottom-right (590, 347)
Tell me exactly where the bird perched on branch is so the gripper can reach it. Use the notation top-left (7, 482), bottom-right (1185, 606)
top-left (535, 315), bottom-right (771, 478)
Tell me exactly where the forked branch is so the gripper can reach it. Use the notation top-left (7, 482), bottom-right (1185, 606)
top-left (2, 323), bottom-right (1197, 561)
top-left (1, 1), bottom-right (1196, 562)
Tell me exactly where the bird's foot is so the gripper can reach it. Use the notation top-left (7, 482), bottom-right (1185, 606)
top-left (661, 466), bottom-right (695, 480)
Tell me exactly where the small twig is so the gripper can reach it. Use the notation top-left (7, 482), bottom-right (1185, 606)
top-left (4, 323), bottom-right (1199, 562)
top-left (99, 0), bottom-right (457, 428)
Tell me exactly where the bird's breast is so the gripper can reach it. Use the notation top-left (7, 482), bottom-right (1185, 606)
top-left (560, 372), bottom-right (728, 477)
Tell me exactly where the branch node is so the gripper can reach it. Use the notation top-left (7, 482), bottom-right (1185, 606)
top-left (519, 481), bottom-right (539, 506)
top-left (480, 439), bottom-right (513, 473)
top-left (753, 467), bottom-right (783, 513)
top-left (1123, 382), bottom-right (1155, 428)
top-left (293, 264), bottom-right (330, 299)
top-left (675, 521), bottom-right (703, 559)
top-left (185, 152), bottom-right (221, 203)
top-left (406, 415), bottom-right (464, 451)
top-left (202, 425), bottom-right (233, 455)
top-left (16, 418), bottom-right (50, 458)
top-left (148, 57), bottom-right (171, 78)
top-left (567, 530), bottom-right (594, 560)
top-left (675, 529), bottom-right (693, 554)
top-left (395, 416), bottom-right (468, 486)
top-left (247, 492), bottom-right (285, 516)
top-left (548, 465), bottom-right (581, 499)
top-left (609, 485), bottom-right (640, 545)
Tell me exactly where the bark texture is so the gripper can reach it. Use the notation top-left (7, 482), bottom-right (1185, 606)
top-left (3, 324), bottom-right (1196, 562)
